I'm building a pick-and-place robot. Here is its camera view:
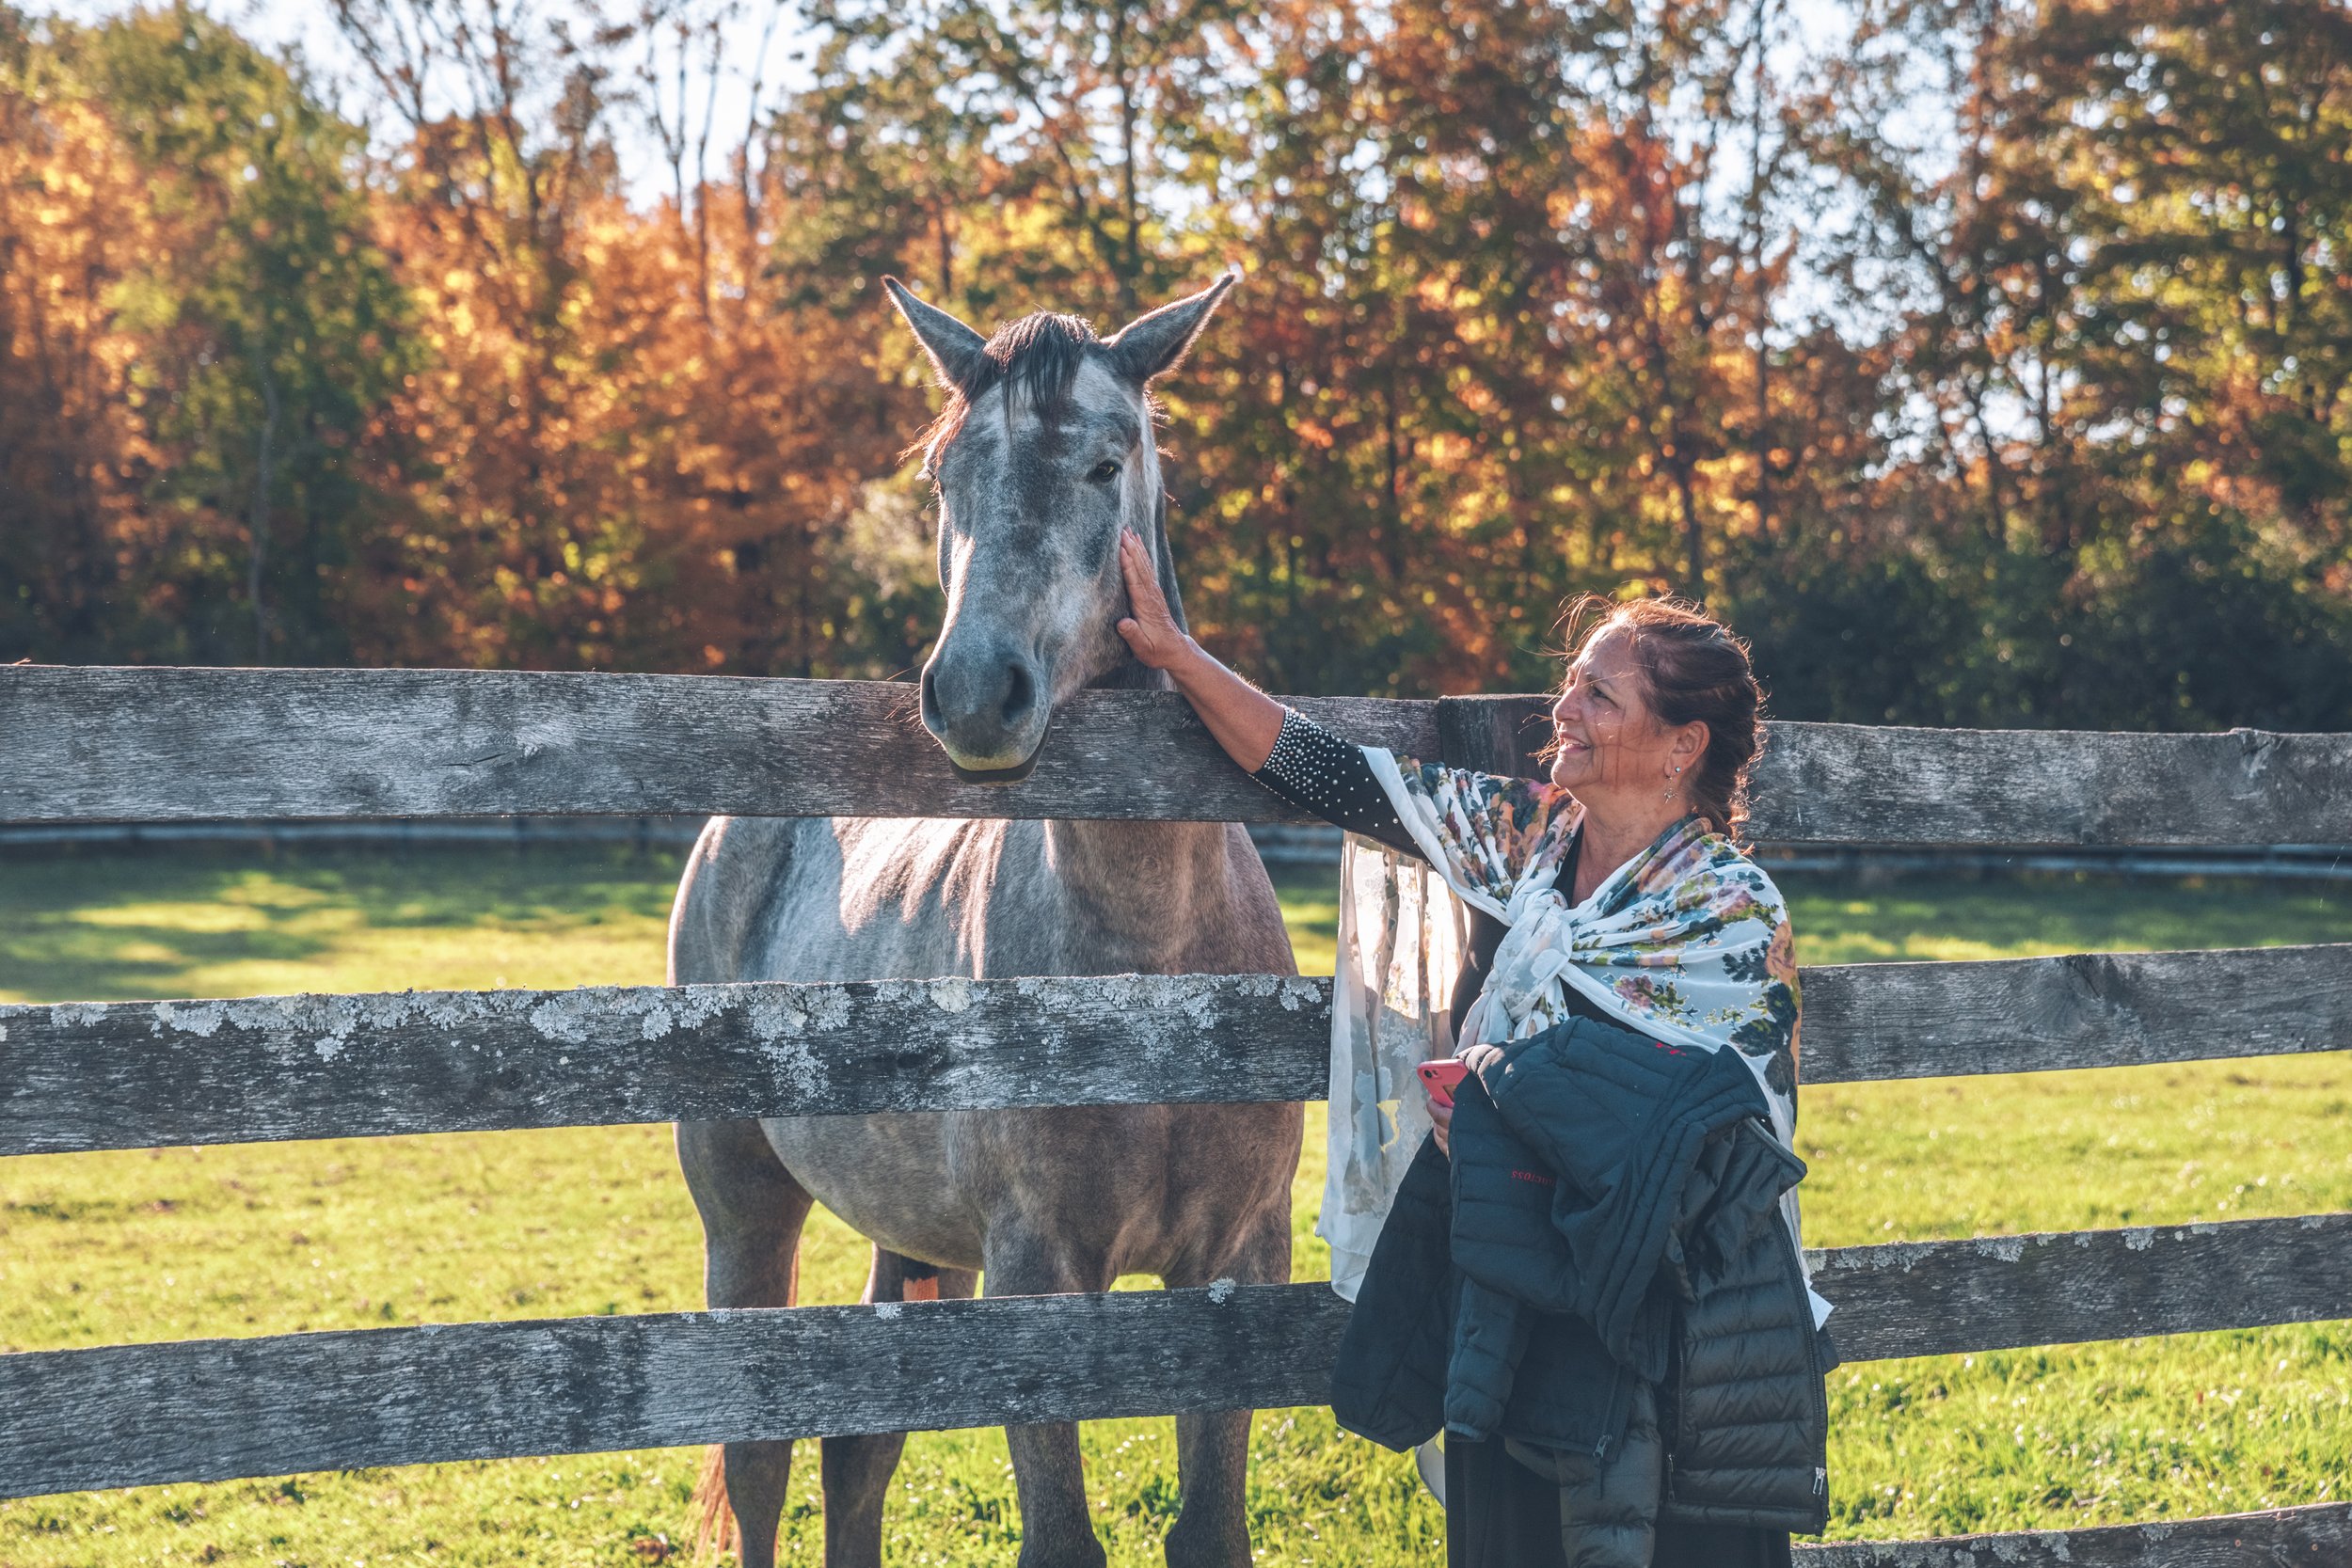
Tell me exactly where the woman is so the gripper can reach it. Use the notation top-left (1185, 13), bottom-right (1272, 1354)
top-left (1113, 531), bottom-right (1813, 1568)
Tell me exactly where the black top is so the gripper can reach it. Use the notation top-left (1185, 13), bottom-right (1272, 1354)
top-left (1251, 707), bottom-right (1600, 1040)
top-left (1254, 705), bottom-right (1422, 854)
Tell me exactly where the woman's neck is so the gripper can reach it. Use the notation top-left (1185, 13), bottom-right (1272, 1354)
top-left (1569, 799), bottom-right (1692, 901)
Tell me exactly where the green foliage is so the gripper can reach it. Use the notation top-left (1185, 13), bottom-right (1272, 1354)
top-left (1781, 0), bottom-right (2352, 729)
top-left (62, 7), bottom-right (411, 663)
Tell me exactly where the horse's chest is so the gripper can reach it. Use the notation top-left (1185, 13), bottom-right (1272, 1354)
top-left (790, 820), bottom-right (1209, 982)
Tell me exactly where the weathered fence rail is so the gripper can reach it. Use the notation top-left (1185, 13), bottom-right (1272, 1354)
top-left (4, 1213), bottom-right (2344, 1501)
top-left (1798, 1502), bottom-right (2352, 1567)
top-left (2, 664), bottom-right (2346, 1566)
top-left (9, 668), bottom-right (2352, 844)
top-left (8, 942), bottom-right (2349, 1155)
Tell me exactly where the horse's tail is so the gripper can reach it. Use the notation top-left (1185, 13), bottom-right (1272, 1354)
top-left (691, 1446), bottom-right (739, 1563)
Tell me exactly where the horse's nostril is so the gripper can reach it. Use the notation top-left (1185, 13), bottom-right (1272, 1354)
top-left (1000, 662), bottom-right (1036, 727)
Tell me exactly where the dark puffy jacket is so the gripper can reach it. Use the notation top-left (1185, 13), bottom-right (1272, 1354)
top-left (1657, 1117), bottom-right (1832, 1529)
top-left (1328, 1014), bottom-right (1831, 1537)
top-left (1329, 1134), bottom-right (1634, 1461)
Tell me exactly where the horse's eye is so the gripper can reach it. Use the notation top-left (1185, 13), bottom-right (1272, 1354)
top-left (1088, 459), bottom-right (1121, 483)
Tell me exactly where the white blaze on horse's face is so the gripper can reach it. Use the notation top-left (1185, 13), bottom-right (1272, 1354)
top-left (885, 276), bottom-right (1236, 781)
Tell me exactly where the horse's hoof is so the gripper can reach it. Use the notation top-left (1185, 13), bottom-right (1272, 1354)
top-left (1164, 1515), bottom-right (1252, 1568)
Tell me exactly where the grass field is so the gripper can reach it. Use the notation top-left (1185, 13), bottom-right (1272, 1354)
top-left (2, 844), bottom-right (2347, 1565)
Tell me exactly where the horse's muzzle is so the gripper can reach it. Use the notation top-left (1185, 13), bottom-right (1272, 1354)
top-left (921, 648), bottom-right (1052, 782)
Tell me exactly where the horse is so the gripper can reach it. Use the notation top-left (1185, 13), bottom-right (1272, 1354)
top-left (667, 274), bottom-right (1301, 1568)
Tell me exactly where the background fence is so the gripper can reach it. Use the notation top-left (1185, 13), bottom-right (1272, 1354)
top-left (11, 815), bottom-right (2352, 883)
top-left (2, 668), bottom-right (2348, 1565)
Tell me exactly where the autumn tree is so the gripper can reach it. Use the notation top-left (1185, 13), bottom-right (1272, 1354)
top-left (2, 0), bottom-right (2343, 728)
top-left (87, 7), bottom-right (410, 663)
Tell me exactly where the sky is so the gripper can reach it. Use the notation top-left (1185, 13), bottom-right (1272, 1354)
top-left (44, 0), bottom-right (814, 203)
top-left (35, 0), bottom-right (1947, 358)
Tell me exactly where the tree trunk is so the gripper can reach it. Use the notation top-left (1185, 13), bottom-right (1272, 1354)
top-left (248, 360), bottom-right (282, 665)
top-left (1112, 2), bottom-right (1141, 317)
top-left (1676, 457), bottom-right (1704, 604)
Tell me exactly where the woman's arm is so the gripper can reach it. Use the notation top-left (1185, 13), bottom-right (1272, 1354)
top-left (1120, 531), bottom-right (1471, 1145)
top-left (1114, 529), bottom-right (1285, 769)
top-left (1117, 531), bottom-right (1421, 851)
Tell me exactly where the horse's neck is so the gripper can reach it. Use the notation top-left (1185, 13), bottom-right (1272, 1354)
top-left (1048, 486), bottom-right (1242, 943)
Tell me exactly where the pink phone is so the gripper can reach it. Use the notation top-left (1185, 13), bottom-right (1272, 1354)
top-left (1416, 1058), bottom-right (1470, 1107)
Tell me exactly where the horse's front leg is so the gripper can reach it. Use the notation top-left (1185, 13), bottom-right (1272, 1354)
top-left (676, 1118), bottom-right (816, 1568)
top-left (986, 1231), bottom-right (1115, 1568)
top-left (1160, 1206), bottom-right (1293, 1568)
top-left (818, 1247), bottom-right (978, 1568)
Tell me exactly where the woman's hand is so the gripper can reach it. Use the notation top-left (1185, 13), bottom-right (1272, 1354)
top-left (1112, 527), bottom-right (1285, 769)
top-left (1424, 1045), bottom-right (1498, 1156)
top-left (1115, 530), bottom-right (1194, 672)
top-left (1424, 1084), bottom-right (1454, 1156)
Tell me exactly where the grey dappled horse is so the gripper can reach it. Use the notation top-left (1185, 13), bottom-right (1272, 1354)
top-left (668, 275), bottom-right (1302, 1568)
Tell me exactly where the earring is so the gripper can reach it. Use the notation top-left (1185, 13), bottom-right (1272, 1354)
top-left (1661, 764), bottom-right (1683, 800)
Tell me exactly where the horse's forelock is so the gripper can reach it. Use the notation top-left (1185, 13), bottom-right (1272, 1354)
top-left (984, 311), bottom-right (1100, 417)
top-left (908, 311), bottom-right (1107, 468)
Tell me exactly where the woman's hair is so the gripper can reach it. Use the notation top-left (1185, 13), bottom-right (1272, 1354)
top-left (1559, 595), bottom-right (1766, 839)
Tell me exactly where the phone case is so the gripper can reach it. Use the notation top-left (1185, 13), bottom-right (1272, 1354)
top-left (1416, 1057), bottom-right (1470, 1107)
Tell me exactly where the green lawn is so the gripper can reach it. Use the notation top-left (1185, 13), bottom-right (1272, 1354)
top-left (2, 846), bottom-right (2347, 1564)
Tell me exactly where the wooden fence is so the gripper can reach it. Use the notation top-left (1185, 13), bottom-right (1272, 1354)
top-left (2, 667), bottom-right (2347, 1565)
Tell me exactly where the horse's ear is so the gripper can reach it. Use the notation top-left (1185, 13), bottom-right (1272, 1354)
top-left (1104, 270), bottom-right (1238, 385)
top-left (883, 277), bottom-right (988, 396)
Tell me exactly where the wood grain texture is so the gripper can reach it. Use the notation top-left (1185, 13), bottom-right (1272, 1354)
top-left (1806, 1212), bottom-right (2352, 1363)
top-left (2, 1214), bottom-right (2343, 1499)
top-left (1794, 942), bottom-right (2352, 1085)
top-left (0, 974), bottom-right (1330, 1154)
top-left (0, 667), bottom-right (1428, 825)
top-left (18, 944), bottom-right (2352, 1151)
top-left (1796, 1502), bottom-right (2351, 1566)
top-left (1435, 694), bottom-right (2352, 847)
top-left (0, 1284), bottom-right (1347, 1498)
top-left (9, 668), bottom-right (2349, 844)
top-left (8, 945), bottom-right (2346, 1154)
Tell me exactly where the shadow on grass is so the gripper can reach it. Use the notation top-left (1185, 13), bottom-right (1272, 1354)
top-left (0, 844), bottom-right (686, 1003)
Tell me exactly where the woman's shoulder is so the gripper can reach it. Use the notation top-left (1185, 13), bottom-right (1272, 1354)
top-left (1374, 754), bottom-right (1579, 901)
top-left (1663, 821), bottom-right (1778, 883)
top-left (1390, 756), bottom-right (1579, 846)
top-left (1648, 826), bottom-right (1792, 929)
top-left (1707, 834), bottom-right (1786, 901)
top-left (1668, 829), bottom-right (1798, 991)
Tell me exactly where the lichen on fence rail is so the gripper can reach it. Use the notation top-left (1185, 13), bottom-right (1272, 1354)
top-left (0, 973), bottom-right (1330, 1154)
top-left (8, 945), bottom-right (2347, 1155)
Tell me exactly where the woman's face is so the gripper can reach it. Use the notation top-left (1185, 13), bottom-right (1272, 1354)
top-left (1548, 626), bottom-right (1700, 812)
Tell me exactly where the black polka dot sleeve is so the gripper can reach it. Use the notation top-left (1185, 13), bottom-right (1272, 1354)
top-left (1250, 709), bottom-right (1423, 859)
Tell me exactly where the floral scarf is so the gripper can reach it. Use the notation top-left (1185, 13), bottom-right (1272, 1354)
top-left (1337, 751), bottom-right (1825, 1324)
top-left (1361, 750), bottom-right (1803, 1144)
